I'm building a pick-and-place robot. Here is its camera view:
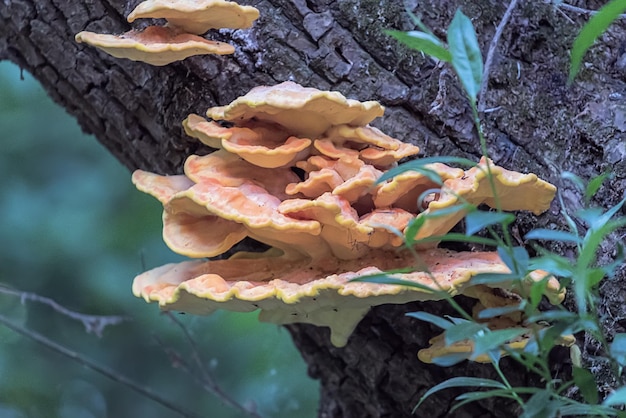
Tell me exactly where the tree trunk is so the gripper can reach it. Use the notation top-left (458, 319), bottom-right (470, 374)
top-left (2, 0), bottom-right (624, 416)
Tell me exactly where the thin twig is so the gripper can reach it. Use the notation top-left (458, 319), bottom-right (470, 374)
top-left (556, 2), bottom-right (626, 19)
top-left (0, 313), bottom-right (204, 418)
top-left (478, 0), bottom-right (521, 112)
top-left (0, 285), bottom-right (128, 336)
top-left (163, 312), bottom-right (215, 382)
top-left (159, 313), bottom-right (262, 418)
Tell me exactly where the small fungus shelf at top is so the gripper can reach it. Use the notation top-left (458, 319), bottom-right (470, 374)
top-left (75, 0), bottom-right (259, 65)
top-left (132, 81), bottom-right (566, 355)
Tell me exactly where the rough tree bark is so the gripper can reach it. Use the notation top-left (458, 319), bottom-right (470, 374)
top-left (1, 0), bottom-right (625, 417)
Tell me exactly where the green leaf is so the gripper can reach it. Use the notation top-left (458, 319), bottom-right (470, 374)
top-left (558, 405), bottom-right (621, 416)
top-left (603, 386), bottom-right (626, 407)
top-left (414, 377), bottom-right (506, 410)
top-left (569, 0), bottom-right (626, 83)
top-left (465, 210), bottom-right (515, 236)
top-left (562, 171), bottom-right (586, 192)
top-left (405, 8), bottom-right (435, 35)
top-left (520, 390), bottom-right (558, 418)
top-left (572, 366), bottom-right (599, 404)
top-left (529, 278), bottom-right (549, 308)
top-left (445, 321), bottom-right (487, 345)
top-left (582, 195), bottom-right (626, 233)
top-left (476, 303), bottom-right (524, 320)
top-left (610, 333), bottom-right (626, 367)
top-left (470, 272), bottom-right (518, 287)
top-left (406, 311), bottom-right (453, 330)
top-left (450, 389), bottom-right (519, 411)
top-left (528, 310), bottom-right (579, 321)
top-left (377, 156), bottom-right (476, 183)
top-left (404, 215), bottom-right (426, 246)
top-left (529, 254), bottom-right (574, 277)
top-left (472, 328), bottom-right (526, 358)
top-left (525, 229), bottom-right (582, 244)
top-left (585, 171), bottom-right (611, 203)
top-left (430, 353), bottom-right (470, 367)
top-left (447, 9), bottom-right (483, 103)
top-left (385, 30), bottom-right (452, 62)
top-left (498, 246), bottom-right (529, 275)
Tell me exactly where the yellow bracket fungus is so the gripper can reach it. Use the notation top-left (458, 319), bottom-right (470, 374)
top-left (127, 0), bottom-right (260, 35)
top-left (132, 82), bottom-right (565, 352)
top-left (75, 27), bottom-right (234, 66)
top-left (75, 0), bottom-right (259, 65)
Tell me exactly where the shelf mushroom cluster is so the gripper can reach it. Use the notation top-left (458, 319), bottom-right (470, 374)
top-left (132, 82), bottom-right (567, 352)
top-left (75, 0), bottom-right (259, 65)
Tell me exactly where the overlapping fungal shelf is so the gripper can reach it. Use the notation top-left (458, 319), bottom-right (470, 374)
top-left (75, 0), bottom-right (259, 65)
top-left (132, 81), bottom-right (566, 350)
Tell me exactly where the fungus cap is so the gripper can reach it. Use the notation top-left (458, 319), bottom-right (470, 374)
top-left (418, 325), bottom-right (576, 364)
top-left (206, 81), bottom-right (385, 137)
top-left (75, 26), bottom-right (234, 65)
top-left (183, 114), bottom-right (311, 168)
top-left (128, 0), bottom-right (260, 34)
top-left (408, 158), bottom-right (557, 247)
top-left (133, 248), bottom-right (562, 347)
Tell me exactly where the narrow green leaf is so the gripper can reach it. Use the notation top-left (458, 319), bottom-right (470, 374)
top-left (465, 210), bottom-right (515, 236)
top-left (529, 278), bottom-right (549, 308)
top-left (414, 377), bottom-right (506, 410)
top-left (520, 390), bottom-right (557, 418)
top-left (455, 388), bottom-right (537, 401)
top-left (445, 321), bottom-right (487, 345)
top-left (577, 207), bottom-right (605, 229)
top-left (585, 172), bottom-right (611, 203)
top-left (569, 0), bottom-right (626, 83)
top-left (385, 30), bottom-right (452, 62)
top-left (404, 215), bottom-right (426, 246)
top-left (573, 366), bottom-right (599, 404)
top-left (610, 333), bottom-right (626, 367)
top-left (558, 192), bottom-right (581, 238)
top-left (529, 254), bottom-right (574, 278)
top-left (405, 8), bottom-right (435, 35)
top-left (430, 353), bottom-right (470, 367)
top-left (444, 316), bottom-right (470, 326)
top-left (526, 309), bottom-right (579, 323)
top-left (470, 272), bottom-right (518, 286)
top-left (525, 229), bottom-right (582, 244)
top-left (558, 403), bottom-right (621, 416)
top-left (603, 386), bottom-right (626, 407)
top-left (578, 218), bottom-right (626, 275)
top-left (592, 195), bottom-right (626, 230)
top-left (477, 303), bottom-right (524, 320)
top-left (406, 311), bottom-right (453, 330)
top-left (587, 268), bottom-right (606, 287)
top-left (497, 246), bottom-right (529, 274)
top-left (447, 9), bottom-right (483, 102)
top-left (451, 390), bottom-right (519, 412)
top-left (472, 328), bottom-right (526, 358)
top-left (377, 156), bottom-right (476, 183)
top-left (352, 273), bottom-right (428, 286)
top-left (562, 171), bottom-right (586, 192)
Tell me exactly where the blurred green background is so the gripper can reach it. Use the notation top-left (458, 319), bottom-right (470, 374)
top-left (0, 60), bottom-right (319, 418)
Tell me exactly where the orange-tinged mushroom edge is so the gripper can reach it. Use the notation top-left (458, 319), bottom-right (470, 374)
top-left (132, 248), bottom-right (564, 347)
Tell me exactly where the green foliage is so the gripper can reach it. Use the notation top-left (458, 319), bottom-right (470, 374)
top-left (385, 30), bottom-right (451, 62)
top-left (447, 10), bottom-right (483, 104)
top-left (568, 0), bottom-right (626, 83)
top-left (372, 8), bottom-right (626, 416)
